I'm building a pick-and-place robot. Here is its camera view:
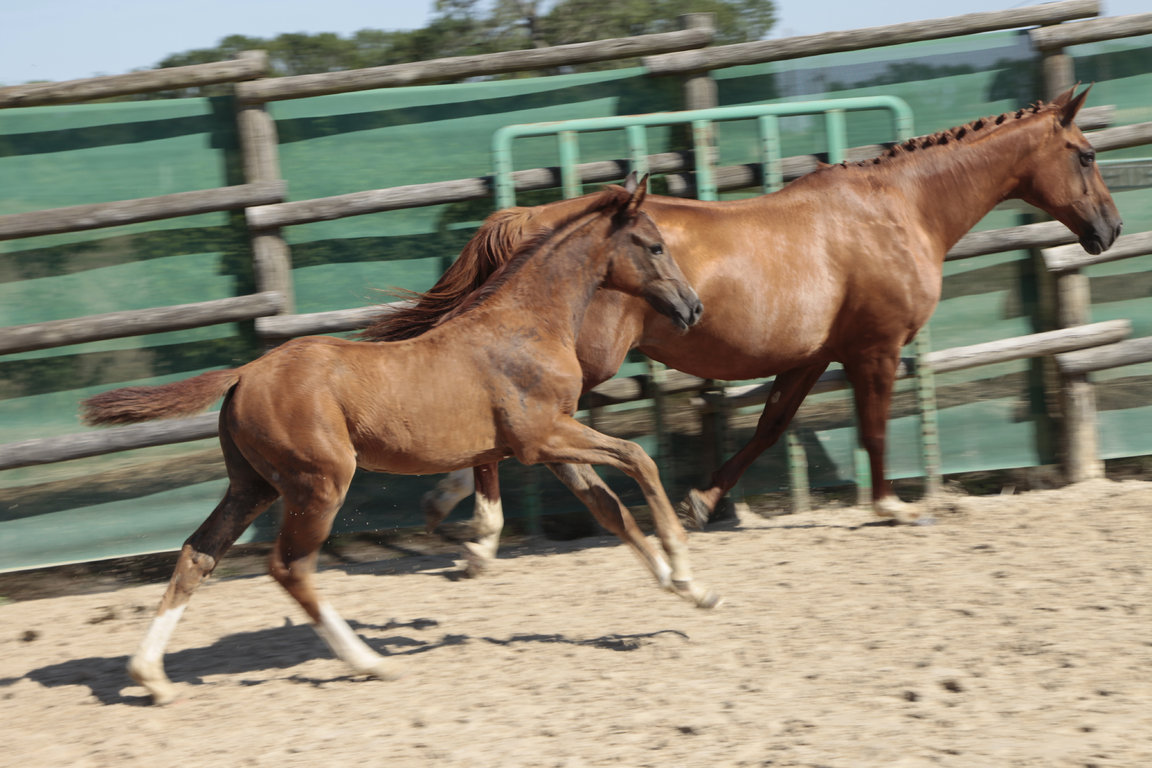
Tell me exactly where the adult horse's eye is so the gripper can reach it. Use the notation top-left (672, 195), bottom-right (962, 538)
top-left (649, 243), bottom-right (665, 256)
top-left (1079, 149), bottom-right (1096, 167)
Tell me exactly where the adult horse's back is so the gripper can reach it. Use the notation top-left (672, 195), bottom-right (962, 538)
top-left (365, 86), bottom-right (1121, 568)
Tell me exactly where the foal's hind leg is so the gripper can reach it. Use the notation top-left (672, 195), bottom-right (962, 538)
top-left (685, 363), bottom-right (829, 527)
top-left (129, 469), bottom-right (279, 705)
top-left (269, 458), bottom-right (402, 682)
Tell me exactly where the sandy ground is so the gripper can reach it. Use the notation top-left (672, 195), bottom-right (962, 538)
top-left (2, 477), bottom-right (1151, 768)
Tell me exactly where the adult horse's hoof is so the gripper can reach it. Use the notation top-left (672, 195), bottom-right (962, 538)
top-left (677, 489), bottom-right (713, 530)
top-left (421, 492), bottom-right (450, 533)
top-left (462, 540), bottom-right (497, 578)
top-left (873, 497), bottom-right (935, 526)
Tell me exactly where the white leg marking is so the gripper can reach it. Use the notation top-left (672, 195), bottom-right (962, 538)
top-left (134, 604), bottom-right (186, 668)
top-left (128, 604), bottom-right (186, 704)
top-left (313, 603), bottom-right (402, 680)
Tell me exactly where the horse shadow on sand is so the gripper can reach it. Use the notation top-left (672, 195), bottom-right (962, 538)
top-left (19, 542), bottom-right (691, 707)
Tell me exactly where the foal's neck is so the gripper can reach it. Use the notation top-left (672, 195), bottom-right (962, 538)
top-left (493, 216), bottom-right (611, 342)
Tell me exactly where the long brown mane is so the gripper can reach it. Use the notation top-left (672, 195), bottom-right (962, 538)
top-left (359, 185), bottom-right (630, 342)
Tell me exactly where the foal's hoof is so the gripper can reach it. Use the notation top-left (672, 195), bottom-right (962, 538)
top-left (677, 489), bottom-right (713, 530)
top-left (873, 497), bottom-right (934, 526)
top-left (671, 579), bottom-right (724, 610)
top-left (365, 658), bottom-right (404, 682)
top-left (128, 658), bottom-right (179, 706)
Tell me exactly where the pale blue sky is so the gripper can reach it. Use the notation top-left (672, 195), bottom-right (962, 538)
top-left (1, 0), bottom-right (1146, 86)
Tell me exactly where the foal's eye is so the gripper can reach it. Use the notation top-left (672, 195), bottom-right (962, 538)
top-left (1079, 149), bottom-right (1096, 167)
top-left (649, 243), bottom-right (665, 256)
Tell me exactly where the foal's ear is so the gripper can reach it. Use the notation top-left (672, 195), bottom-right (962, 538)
top-left (1058, 83), bottom-right (1092, 127)
top-left (624, 173), bottom-right (649, 218)
top-left (622, 171), bottom-right (640, 194)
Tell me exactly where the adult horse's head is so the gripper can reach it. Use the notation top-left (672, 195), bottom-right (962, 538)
top-left (604, 173), bottom-right (703, 330)
top-left (1019, 85), bottom-right (1122, 255)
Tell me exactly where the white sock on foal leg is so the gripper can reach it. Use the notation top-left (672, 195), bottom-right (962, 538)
top-left (313, 602), bottom-right (403, 680)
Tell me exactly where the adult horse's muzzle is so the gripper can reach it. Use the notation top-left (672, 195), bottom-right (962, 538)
top-left (647, 281), bottom-right (703, 331)
top-left (1079, 215), bottom-right (1123, 256)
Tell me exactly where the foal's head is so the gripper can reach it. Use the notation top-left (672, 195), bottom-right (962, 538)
top-left (603, 174), bottom-right (703, 330)
top-left (1016, 85), bottom-right (1122, 255)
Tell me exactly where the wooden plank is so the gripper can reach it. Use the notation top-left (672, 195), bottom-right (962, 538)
top-left (1057, 337), bottom-right (1152, 375)
top-left (0, 181), bottom-right (286, 240)
top-left (0, 292), bottom-right (285, 355)
top-left (709, 321), bottom-right (1131, 408)
top-left (256, 304), bottom-right (405, 338)
top-left (0, 414), bottom-right (220, 471)
top-left (1090, 121), bottom-right (1152, 152)
top-left (1030, 12), bottom-right (1152, 50)
top-left (928, 320), bottom-right (1130, 373)
top-left (644, 0), bottom-right (1099, 74)
top-left (1043, 231), bottom-right (1152, 272)
top-left (236, 28), bottom-right (713, 103)
top-left (0, 53), bottom-right (267, 108)
top-left (947, 220), bottom-right (1078, 261)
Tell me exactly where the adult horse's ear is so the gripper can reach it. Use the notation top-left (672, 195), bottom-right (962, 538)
top-left (1059, 83), bottom-right (1092, 127)
top-left (624, 173), bottom-right (649, 218)
top-left (623, 171), bottom-right (640, 194)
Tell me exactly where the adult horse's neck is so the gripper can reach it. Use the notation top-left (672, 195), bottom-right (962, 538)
top-left (870, 108), bottom-right (1058, 256)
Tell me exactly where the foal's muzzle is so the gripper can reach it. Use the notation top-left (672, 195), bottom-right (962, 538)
top-left (647, 282), bottom-right (703, 330)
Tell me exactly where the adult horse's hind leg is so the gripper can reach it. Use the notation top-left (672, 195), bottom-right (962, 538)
top-left (844, 349), bottom-right (927, 524)
top-left (683, 363), bottom-right (829, 527)
top-left (128, 434), bottom-right (280, 705)
top-left (461, 463), bottom-right (503, 576)
top-left (421, 467), bottom-right (476, 533)
top-left (269, 455), bottom-right (402, 682)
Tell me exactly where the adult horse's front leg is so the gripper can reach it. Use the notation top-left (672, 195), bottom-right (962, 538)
top-left (844, 349), bottom-right (928, 524)
top-left (524, 417), bottom-right (720, 609)
top-left (683, 363), bottom-right (829, 527)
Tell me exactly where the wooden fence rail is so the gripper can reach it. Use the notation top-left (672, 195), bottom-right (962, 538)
top-left (235, 26), bottom-right (715, 104)
top-left (0, 181), bottom-right (286, 240)
top-left (0, 53), bottom-right (268, 108)
top-left (643, 0), bottom-right (1099, 74)
top-left (0, 292), bottom-right (286, 356)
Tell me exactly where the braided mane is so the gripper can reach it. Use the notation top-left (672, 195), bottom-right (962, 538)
top-left (841, 98), bottom-right (1057, 170)
top-left (359, 185), bottom-right (629, 341)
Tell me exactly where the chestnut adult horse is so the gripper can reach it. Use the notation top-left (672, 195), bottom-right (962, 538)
top-left (81, 178), bottom-right (717, 706)
top-left (362, 86), bottom-right (1121, 573)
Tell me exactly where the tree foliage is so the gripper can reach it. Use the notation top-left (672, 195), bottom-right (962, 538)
top-left (151, 0), bottom-right (775, 89)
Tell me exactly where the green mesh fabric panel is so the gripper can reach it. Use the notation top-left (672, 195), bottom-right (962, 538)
top-left (2, 32), bottom-right (1150, 569)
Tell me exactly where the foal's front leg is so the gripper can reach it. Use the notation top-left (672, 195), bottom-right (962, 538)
top-left (523, 417), bottom-right (721, 609)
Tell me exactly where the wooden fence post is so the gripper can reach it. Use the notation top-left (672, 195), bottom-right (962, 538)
top-left (234, 51), bottom-right (295, 327)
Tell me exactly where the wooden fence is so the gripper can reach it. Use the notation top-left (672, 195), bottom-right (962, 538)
top-left (2, 0), bottom-right (1151, 494)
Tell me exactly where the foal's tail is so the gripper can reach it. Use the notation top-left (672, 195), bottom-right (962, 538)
top-left (81, 369), bottom-right (241, 426)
